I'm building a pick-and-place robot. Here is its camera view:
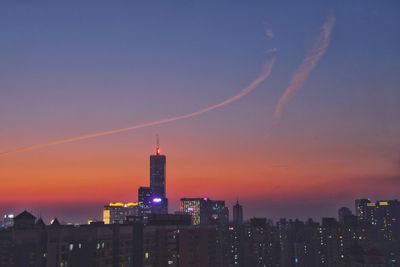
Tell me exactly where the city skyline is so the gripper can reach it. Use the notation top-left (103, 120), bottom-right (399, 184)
top-left (1, 1), bottom-right (400, 223)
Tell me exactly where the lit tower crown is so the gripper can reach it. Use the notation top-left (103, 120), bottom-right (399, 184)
top-left (156, 135), bottom-right (160, 155)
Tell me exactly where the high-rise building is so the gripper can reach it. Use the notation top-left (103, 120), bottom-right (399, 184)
top-left (180, 198), bottom-right (206, 225)
top-left (355, 198), bottom-right (372, 222)
top-left (180, 198), bottom-right (228, 226)
top-left (103, 202), bottom-right (139, 224)
top-left (143, 215), bottom-right (217, 267)
top-left (150, 137), bottom-right (168, 214)
top-left (233, 200), bottom-right (243, 225)
top-left (0, 210), bottom-right (144, 267)
top-left (338, 206), bottom-right (353, 224)
top-left (138, 186), bottom-right (152, 217)
top-left (209, 200), bottom-right (229, 225)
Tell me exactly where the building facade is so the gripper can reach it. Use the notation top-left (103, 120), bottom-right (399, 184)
top-left (103, 202), bottom-right (139, 224)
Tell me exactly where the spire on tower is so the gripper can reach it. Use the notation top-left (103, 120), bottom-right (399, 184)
top-left (156, 134), bottom-right (160, 155)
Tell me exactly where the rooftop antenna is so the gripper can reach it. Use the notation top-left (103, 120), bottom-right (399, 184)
top-left (156, 134), bottom-right (160, 155)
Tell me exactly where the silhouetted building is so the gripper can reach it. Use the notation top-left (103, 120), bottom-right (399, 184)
top-left (138, 186), bottom-right (153, 218)
top-left (143, 214), bottom-right (217, 267)
top-left (150, 137), bottom-right (168, 214)
top-left (233, 201), bottom-right (243, 226)
top-left (1, 214), bottom-right (14, 229)
top-left (349, 246), bottom-right (385, 267)
top-left (355, 198), bottom-right (400, 266)
top-left (245, 218), bottom-right (281, 267)
top-left (209, 200), bottom-right (229, 226)
top-left (355, 199), bottom-right (373, 223)
top-left (338, 207), bottom-right (353, 224)
top-left (225, 223), bottom-right (246, 267)
top-left (147, 213), bottom-right (191, 226)
top-left (0, 210), bottom-right (143, 267)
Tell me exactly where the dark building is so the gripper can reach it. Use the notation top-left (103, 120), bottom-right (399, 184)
top-left (355, 198), bottom-right (400, 266)
top-left (338, 207), bottom-right (353, 224)
top-left (233, 201), bottom-right (243, 226)
top-left (209, 200), bottom-right (229, 226)
top-left (149, 137), bottom-right (168, 214)
top-left (143, 214), bottom-right (217, 267)
top-left (0, 210), bottom-right (143, 267)
top-left (225, 223), bottom-right (246, 267)
top-left (355, 199), bottom-right (373, 223)
top-left (138, 186), bottom-right (153, 218)
top-left (244, 218), bottom-right (281, 267)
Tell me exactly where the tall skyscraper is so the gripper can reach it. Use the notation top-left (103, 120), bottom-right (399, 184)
top-left (233, 200), bottom-right (243, 225)
top-left (150, 136), bottom-right (168, 214)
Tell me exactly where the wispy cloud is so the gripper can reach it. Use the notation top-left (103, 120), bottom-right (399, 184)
top-left (0, 55), bottom-right (276, 157)
top-left (274, 15), bottom-right (336, 119)
top-left (263, 22), bottom-right (274, 39)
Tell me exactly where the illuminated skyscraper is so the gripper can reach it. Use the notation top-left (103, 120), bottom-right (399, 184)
top-left (150, 136), bottom-right (168, 214)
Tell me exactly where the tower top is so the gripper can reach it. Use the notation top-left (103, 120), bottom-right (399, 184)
top-left (156, 135), bottom-right (160, 155)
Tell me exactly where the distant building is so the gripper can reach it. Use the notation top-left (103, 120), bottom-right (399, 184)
top-left (1, 214), bottom-right (14, 228)
top-left (138, 186), bottom-right (152, 217)
top-left (355, 199), bottom-right (372, 222)
top-left (150, 137), bottom-right (168, 214)
top-left (209, 200), bottom-right (229, 225)
top-left (355, 198), bottom-right (400, 265)
top-left (180, 198), bottom-right (206, 225)
top-left (0, 210), bottom-right (143, 267)
top-left (103, 202), bottom-right (139, 224)
top-left (143, 214), bottom-right (217, 267)
top-left (245, 218), bottom-right (280, 267)
top-left (338, 206), bottom-right (353, 224)
top-left (233, 200), bottom-right (243, 225)
top-left (180, 198), bottom-right (229, 226)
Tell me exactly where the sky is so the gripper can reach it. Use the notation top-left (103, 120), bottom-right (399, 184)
top-left (1, 1), bottom-right (399, 224)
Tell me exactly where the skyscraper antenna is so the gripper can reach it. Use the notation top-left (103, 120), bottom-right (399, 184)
top-left (156, 134), bottom-right (160, 155)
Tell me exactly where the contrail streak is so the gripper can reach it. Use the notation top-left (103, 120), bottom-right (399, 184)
top-left (274, 15), bottom-right (335, 119)
top-left (1, 55), bottom-right (276, 157)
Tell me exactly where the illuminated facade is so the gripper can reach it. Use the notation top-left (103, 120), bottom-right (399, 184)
top-left (103, 202), bottom-right (139, 224)
top-left (180, 198), bottom-right (203, 225)
top-left (180, 198), bottom-right (229, 225)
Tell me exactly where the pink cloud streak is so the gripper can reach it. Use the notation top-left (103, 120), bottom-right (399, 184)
top-left (274, 15), bottom-right (336, 119)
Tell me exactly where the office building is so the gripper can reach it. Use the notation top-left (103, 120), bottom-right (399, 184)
top-left (149, 137), bottom-right (168, 214)
top-left (180, 197), bottom-right (228, 226)
top-left (233, 200), bottom-right (243, 225)
top-left (138, 186), bottom-right (153, 217)
top-left (103, 202), bottom-right (139, 224)
top-left (143, 214), bottom-right (217, 267)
